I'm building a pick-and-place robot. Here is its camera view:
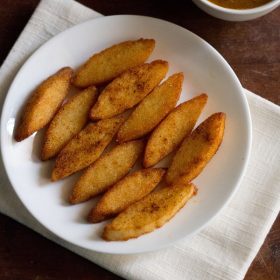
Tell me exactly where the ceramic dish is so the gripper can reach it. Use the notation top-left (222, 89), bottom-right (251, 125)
top-left (1, 15), bottom-right (252, 254)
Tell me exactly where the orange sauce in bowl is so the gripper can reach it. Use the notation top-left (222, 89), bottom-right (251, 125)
top-left (208, 0), bottom-right (272, 9)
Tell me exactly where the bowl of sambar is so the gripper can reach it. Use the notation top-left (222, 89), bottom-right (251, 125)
top-left (192, 0), bottom-right (280, 21)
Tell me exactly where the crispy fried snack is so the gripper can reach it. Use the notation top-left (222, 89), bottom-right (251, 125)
top-left (89, 168), bottom-right (165, 223)
top-left (51, 114), bottom-right (125, 181)
top-left (41, 86), bottom-right (98, 160)
top-left (15, 67), bottom-right (73, 141)
top-left (90, 60), bottom-right (168, 120)
top-left (69, 140), bottom-right (144, 204)
top-left (144, 94), bottom-right (208, 167)
top-left (166, 112), bottom-right (226, 185)
top-left (117, 73), bottom-right (183, 143)
top-left (102, 181), bottom-right (196, 241)
top-left (72, 38), bottom-right (155, 87)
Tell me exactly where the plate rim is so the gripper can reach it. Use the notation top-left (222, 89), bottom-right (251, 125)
top-left (1, 14), bottom-right (252, 254)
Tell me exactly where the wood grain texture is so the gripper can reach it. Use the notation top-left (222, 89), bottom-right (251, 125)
top-left (0, 0), bottom-right (279, 279)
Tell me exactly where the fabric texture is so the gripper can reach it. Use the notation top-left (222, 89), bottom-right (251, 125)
top-left (0, 0), bottom-right (279, 279)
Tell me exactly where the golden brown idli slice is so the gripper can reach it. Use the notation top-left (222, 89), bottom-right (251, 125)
top-left (117, 73), bottom-right (183, 143)
top-left (72, 38), bottom-right (155, 87)
top-left (90, 60), bottom-right (168, 120)
top-left (166, 112), bottom-right (226, 185)
top-left (102, 181), bottom-right (196, 241)
top-left (15, 67), bottom-right (73, 141)
top-left (89, 168), bottom-right (165, 223)
top-left (69, 140), bottom-right (144, 204)
top-left (41, 86), bottom-right (98, 160)
top-left (144, 94), bottom-right (208, 167)
top-left (51, 114), bottom-right (125, 181)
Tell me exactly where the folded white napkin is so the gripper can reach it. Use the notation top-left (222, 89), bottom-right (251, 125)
top-left (0, 0), bottom-right (279, 279)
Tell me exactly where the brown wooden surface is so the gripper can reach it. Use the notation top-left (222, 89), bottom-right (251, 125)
top-left (0, 1), bottom-right (279, 279)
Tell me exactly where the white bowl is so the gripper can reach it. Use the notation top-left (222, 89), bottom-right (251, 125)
top-left (192, 0), bottom-right (280, 21)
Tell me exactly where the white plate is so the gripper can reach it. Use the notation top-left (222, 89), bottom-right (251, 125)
top-left (1, 15), bottom-right (252, 254)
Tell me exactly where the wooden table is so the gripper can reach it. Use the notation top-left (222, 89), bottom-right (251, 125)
top-left (0, 1), bottom-right (279, 279)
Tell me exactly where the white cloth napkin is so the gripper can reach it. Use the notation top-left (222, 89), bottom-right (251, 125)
top-left (0, 0), bottom-right (279, 279)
